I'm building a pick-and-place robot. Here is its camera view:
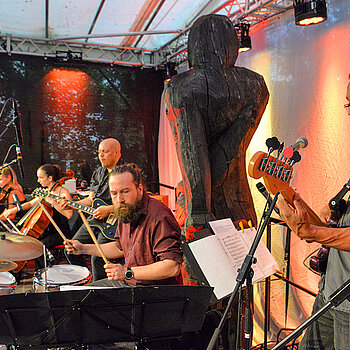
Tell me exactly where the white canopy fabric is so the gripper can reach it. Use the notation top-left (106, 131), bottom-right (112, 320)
top-left (0, 0), bottom-right (294, 54)
top-left (0, 0), bottom-right (296, 67)
top-left (0, 0), bottom-right (236, 50)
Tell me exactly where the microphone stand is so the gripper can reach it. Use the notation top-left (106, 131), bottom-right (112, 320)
top-left (0, 110), bottom-right (17, 140)
top-left (271, 278), bottom-right (350, 350)
top-left (207, 192), bottom-right (280, 350)
top-left (0, 156), bottom-right (19, 171)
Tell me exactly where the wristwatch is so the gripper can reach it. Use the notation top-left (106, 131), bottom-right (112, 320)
top-left (125, 267), bottom-right (134, 280)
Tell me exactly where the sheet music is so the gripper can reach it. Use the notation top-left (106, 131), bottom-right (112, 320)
top-left (210, 218), bottom-right (278, 283)
top-left (187, 218), bottom-right (278, 299)
top-left (242, 227), bottom-right (279, 283)
top-left (209, 219), bottom-right (249, 270)
top-left (60, 285), bottom-right (115, 291)
top-left (188, 235), bottom-right (237, 300)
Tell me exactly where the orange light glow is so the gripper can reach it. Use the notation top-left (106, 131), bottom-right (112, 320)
top-left (239, 46), bottom-right (252, 52)
top-left (39, 68), bottom-right (96, 163)
top-left (298, 16), bottom-right (327, 26)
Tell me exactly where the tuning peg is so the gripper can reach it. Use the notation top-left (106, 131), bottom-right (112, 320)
top-left (278, 141), bottom-right (284, 153)
top-left (290, 151), bottom-right (301, 163)
top-left (266, 137), bottom-right (280, 151)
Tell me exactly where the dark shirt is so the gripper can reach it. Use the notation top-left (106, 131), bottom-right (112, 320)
top-left (115, 192), bottom-right (183, 286)
top-left (89, 158), bottom-right (123, 204)
top-left (39, 206), bottom-right (73, 248)
top-left (322, 199), bottom-right (350, 312)
top-left (90, 167), bottom-right (111, 204)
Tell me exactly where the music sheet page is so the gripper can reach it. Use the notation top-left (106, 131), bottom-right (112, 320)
top-left (187, 218), bottom-right (279, 299)
top-left (210, 218), bottom-right (278, 284)
top-left (209, 219), bottom-right (248, 271)
top-left (188, 235), bottom-right (237, 300)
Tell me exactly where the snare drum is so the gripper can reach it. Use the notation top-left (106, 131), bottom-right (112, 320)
top-left (33, 264), bottom-right (92, 292)
top-left (0, 272), bottom-right (17, 295)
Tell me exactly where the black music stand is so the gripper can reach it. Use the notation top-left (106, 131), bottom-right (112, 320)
top-left (0, 285), bottom-right (213, 349)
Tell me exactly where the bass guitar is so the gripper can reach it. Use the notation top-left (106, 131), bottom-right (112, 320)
top-left (248, 148), bottom-right (329, 273)
top-left (31, 188), bottom-right (117, 240)
top-left (248, 150), bottom-right (326, 227)
top-left (309, 180), bottom-right (350, 274)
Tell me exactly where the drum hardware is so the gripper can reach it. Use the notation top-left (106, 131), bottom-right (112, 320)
top-left (0, 271), bottom-right (17, 295)
top-left (43, 244), bottom-right (49, 292)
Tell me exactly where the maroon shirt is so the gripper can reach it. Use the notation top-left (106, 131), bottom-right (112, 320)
top-left (115, 192), bottom-right (183, 286)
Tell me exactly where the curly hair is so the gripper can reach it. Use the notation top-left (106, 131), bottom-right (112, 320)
top-left (109, 163), bottom-right (143, 186)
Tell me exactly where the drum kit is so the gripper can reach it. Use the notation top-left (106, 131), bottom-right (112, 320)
top-left (0, 231), bottom-right (91, 294)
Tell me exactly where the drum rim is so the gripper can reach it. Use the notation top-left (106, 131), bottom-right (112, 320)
top-left (33, 264), bottom-right (91, 286)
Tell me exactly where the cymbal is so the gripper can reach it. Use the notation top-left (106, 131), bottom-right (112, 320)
top-left (0, 232), bottom-right (43, 261)
top-left (0, 260), bottom-right (18, 272)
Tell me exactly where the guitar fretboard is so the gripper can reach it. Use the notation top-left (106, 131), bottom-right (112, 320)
top-left (34, 190), bottom-right (94, 215)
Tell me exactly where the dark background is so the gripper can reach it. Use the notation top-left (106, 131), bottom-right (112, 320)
top-left (0, 54), bottom-right (164, 193)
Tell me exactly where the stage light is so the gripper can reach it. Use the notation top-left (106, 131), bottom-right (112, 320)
top-left (55, 50), bottom-right (83, 62)
top-left (294, 0), bottom-right (327, 26)
top-left (235, 23), bottom-right (252, 53)
top-left (164, 62), bottom-right (177, 82)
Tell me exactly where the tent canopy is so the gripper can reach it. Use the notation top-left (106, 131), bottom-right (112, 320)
top-left (0, 0), bottom-right (293, 67)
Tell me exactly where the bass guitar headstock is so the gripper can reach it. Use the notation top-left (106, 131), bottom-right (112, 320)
top-left (248, 136), bottom-right (301, 197)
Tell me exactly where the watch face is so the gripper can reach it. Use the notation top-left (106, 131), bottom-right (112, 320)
top-left (125, 268), bottom-right (134, 280)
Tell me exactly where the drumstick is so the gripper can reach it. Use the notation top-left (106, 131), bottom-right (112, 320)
top-left (5, 217), bottom-right (25, 236)
top-left (78, 210), bottom-right (108, 264)
top-left (0, 219), bottom-right (14, 233)
top-left (38, 202), bottom-right (67, 241)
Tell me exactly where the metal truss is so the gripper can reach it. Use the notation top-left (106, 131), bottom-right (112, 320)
top-left (0, 35), bottom-right (155, 68)
top-left (218, 0), bottom-right (293, 24)
top-left (0, 0), bottom-right (293, 69)
top-left (154, 0), bottom-right (294, 67)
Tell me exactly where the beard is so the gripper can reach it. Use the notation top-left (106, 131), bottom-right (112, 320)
top-left (114, 199), bottom-right (143, 224)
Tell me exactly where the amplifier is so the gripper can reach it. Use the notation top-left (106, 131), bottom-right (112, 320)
top-left (149, 194), bottom-right (169, 207)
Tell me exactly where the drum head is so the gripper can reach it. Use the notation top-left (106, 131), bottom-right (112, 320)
top-left (0, 272), bottom-right (16, 286)
top-left (35, 265), bottom-right (91, 286)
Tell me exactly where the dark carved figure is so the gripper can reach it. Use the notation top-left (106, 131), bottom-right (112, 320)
top-left (165, 14), bottom-right (269, 231)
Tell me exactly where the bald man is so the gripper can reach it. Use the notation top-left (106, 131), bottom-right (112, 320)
top-left (61, 138), bottom-right (124, 280)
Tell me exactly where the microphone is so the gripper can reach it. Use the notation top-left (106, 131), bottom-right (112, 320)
top-left (256, 182), bottom-right (280, 215)
top-left (12, 194), bottom-right (23, 212)
top-left (291, 137), bottom-right (308, 151)
top-left (15, 145), bottom-right (25, 178)
top-left (283, 137), bottom-right (308, 159)
top-left (12, 100), bottom-right (24, 146)
top-left (45, 247), bottom-right (55, 265)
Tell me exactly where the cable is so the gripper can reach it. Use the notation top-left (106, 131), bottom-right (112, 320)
top-left (2, 143), bottom-right (17, 165)
top-left (0, 97), bottom-right (14, 121)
